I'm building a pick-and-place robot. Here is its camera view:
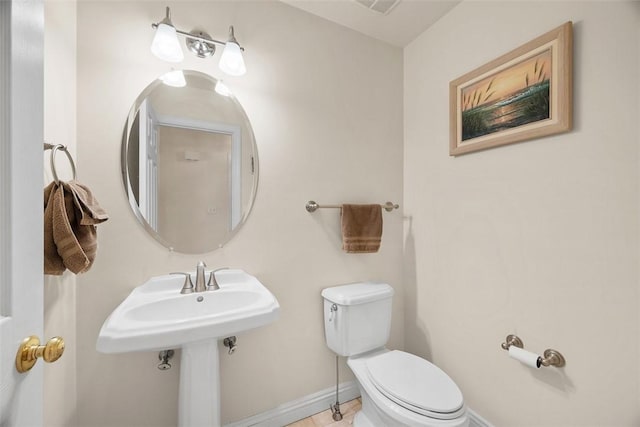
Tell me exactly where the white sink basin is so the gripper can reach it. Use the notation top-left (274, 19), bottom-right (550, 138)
top-left (96, 269), bottom-right (280, 353)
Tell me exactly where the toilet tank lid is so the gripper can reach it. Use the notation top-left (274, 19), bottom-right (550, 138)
top-left (321, 282), bottom-right (393, 305)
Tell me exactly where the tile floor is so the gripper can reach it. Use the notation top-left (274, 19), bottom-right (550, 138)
top-left (286, 398), bottom-right (362, 427)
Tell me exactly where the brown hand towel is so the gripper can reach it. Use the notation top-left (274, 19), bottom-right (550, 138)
top-left (52, 183), bottom-right (93, 274)
top-left (45, 180), bottom-right (109, 275)
top-left (44, 182), bottom-right (65, 275)
top-left (65, 180), bottom-right (109, 225)
top-left (341, 204), bottom-right (383, 253)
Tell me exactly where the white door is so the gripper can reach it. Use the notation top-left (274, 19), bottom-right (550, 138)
top-left (0, 0), bottom-right (45, 425)
top-left (139, 99), bottom-right (159, 231)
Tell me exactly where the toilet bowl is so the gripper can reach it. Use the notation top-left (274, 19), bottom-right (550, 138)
top-left (322, 282), bottom-right (469, 427)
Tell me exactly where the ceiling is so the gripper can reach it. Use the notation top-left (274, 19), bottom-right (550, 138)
top-left (279, 0), bottom-right (461, 47)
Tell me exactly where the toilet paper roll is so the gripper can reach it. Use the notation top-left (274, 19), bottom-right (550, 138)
top-left (508, 346), bottom-right (541, 368)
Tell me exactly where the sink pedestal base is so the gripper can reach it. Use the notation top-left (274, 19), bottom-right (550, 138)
top-left (95, 270), bottom-right (280, 427)
top-left (179, 340), bottom-right (220, 427)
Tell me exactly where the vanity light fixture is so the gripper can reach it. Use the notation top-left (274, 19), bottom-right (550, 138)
top-left (150, 8), bottom-right (184, 62)
top-left (218, 27), bottom-right (246, 76)
top-left (151, 7), bottom-right (247, 76)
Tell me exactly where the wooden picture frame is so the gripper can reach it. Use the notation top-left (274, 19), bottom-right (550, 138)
top-left (450, 22), bottom-right (573, 156)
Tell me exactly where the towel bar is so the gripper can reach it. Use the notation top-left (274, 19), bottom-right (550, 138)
top-left (306, 200), bottom-right (399, 213)
top-left (44, 143), bottom-right (76, 184)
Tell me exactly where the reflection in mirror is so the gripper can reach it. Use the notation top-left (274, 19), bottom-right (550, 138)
top-left (122, 70), bottom-right (258, 253)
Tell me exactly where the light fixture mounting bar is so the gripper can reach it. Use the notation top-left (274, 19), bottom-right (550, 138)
top-left (151, 23), bottom-right (244, 51)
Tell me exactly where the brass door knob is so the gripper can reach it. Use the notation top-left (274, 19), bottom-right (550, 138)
top-left (15, 335), bottom-right (65, 373)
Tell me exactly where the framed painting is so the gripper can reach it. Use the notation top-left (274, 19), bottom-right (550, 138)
top-left (450, 22), bottom-right (573, 156)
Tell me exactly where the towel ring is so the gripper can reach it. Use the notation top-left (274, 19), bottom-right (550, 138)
top-left (45, 143), bottom-right (76, 184)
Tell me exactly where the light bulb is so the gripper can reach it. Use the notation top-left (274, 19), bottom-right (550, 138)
top-left (151, 23), bottom-right (184, 63)
top-left (160, 70), bottom-right (186, 87)
top-left (219, 41), bottom-right (246, 76)
top-left (215, 80), bottom-right (232, 97)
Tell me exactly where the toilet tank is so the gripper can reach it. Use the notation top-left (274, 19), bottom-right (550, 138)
top-left (321, 282), bottom-right (394, 357)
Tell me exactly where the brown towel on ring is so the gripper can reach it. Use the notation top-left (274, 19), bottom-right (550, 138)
top-left (44, 182), bottom-right (65, 275)
top-left (341, 204), bottom-right (382, 253)
top-left (44, 180), bottom-right (108, 275)
top-left (64, 181), bottom-right (108, 225)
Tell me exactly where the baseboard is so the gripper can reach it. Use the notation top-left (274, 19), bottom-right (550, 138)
top-left (468, 407), bottom-right (494, 427)
top-left (224, 381), bottom-right (360, 427)
top-left (224, 381), bottom-right (494, 427)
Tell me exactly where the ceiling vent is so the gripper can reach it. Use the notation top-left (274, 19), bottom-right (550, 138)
top-left (354, 0), bottom-right (401, 15)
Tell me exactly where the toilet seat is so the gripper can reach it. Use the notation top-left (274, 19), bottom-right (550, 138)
top-left (365, 350), bottom-right (465, 420)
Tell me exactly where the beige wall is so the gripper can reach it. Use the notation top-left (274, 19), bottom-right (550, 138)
top-left (44, 1), bottom-right (77, 425)
top-left (47, 1), bottom-right (640, 426)
top-left (404, 1), bottom-right (639, 426)
top-left (74, 1), bottom-right (403, 426)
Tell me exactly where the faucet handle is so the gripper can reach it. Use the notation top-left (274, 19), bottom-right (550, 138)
top-left (206, 267), bottom-right (229, 291)
top-left (171, 272), bottom-right (194, 294)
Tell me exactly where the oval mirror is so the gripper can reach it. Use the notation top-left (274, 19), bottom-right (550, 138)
top-left (122, 70), bottom-right (258, 253)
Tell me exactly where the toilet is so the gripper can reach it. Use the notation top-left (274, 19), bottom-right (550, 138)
top-left (322, 282), bottom-right (469, 427)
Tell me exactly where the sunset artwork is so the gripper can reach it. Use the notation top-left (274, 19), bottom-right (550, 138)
top-left (460, 49), bottom-right (552, 141)
top-left (450, 22), bottom-right (572, 156)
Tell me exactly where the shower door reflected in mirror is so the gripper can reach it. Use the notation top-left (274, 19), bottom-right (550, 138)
top-left (123, 71), bottom-right (257, 253)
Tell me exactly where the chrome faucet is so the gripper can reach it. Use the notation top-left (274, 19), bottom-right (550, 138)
top-left (195, 261), bottom-right (208, 292)
top-left (172, 272), bottom-right (194, 294)
top-left (173, 262), bottom-right (228, 294)
top-left (206, 267), bottom-right (229, 291)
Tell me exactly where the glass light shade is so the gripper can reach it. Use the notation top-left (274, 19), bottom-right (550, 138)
top-left (160, 70), bottom-right (186, 87)
top-left (214, 80), bottom-right (232, 97)
top-left (151, 23), bottom-right (184, 63)
top-left (218, 42), bottom-right (246, 76)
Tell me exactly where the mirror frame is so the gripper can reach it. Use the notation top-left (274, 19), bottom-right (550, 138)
top-left (121, 70), bottom-right (259, 253)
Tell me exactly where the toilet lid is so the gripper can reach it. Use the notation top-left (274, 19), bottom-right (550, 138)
top-left (365, 351), bottom-right (464, 419)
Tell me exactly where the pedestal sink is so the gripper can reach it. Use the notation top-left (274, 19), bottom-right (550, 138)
top-left (96, 269), bottom-right (280, 427)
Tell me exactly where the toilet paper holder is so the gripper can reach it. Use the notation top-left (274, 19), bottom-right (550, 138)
top-left (501, 334), bottom-right (566, 368)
